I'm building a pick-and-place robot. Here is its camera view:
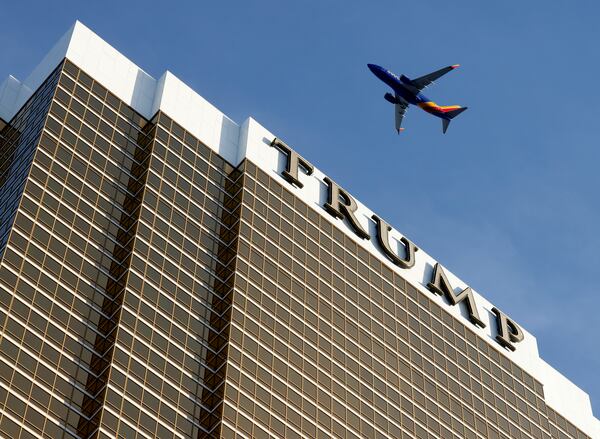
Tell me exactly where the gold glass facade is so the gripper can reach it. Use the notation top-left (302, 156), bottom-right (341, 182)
top-left (0, 60), bottom-right (241, 439)
top-left (0, 59), bottom-right (592, 439)
top-left (219, 162), bottom-right (591, 439)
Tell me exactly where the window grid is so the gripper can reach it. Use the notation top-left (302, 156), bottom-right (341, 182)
top-left (221, 160), bottom-right (590, 439)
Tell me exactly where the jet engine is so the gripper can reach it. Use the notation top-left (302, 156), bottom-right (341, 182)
top-left (384, 93), bottom-right (398, 104)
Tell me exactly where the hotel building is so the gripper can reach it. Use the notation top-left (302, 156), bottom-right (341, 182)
top-left (0, 22), bottom-right (598, 439)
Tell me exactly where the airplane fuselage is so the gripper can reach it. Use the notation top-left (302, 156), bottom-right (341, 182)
top-left (368, 65), bottom-right (428, 105)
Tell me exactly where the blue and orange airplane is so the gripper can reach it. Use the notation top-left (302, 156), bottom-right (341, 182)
top-left (367, 63), bottom-right (467, 133)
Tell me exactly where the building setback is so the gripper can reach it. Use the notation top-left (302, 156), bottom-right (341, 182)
top-left (0, 21), bottom-right (598, 439)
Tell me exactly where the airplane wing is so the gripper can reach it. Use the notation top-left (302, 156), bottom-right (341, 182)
top-left (394, 95), bottom-right (409, 133)
top-left (411, 65), bottom-right (460, 91)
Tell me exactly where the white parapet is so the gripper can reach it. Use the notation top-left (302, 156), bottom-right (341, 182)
top-left (151, 71), bottom-right (240, 164)
top-left (0, 21), bottom-right (240, 164)
top-left (537, 359), bottom-right (599, 435)
top-left (0, 76), bottom-right (27, 122)
top-left (1, 20), bottom-right (598, 438)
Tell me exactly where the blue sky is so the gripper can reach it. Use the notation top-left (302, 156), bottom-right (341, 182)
top-left (2, 0), bottom-right (599, 415)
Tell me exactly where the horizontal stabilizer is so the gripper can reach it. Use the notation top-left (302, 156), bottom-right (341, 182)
top-left (441, 107), bottom-right (467, 134)
top-left (442, 119), bottom-right (450, 134)
top-left (445, 106), bottom-right (468, 119)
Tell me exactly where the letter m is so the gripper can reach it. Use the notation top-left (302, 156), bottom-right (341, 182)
top-left (427, 263), bottom-right (486, 328)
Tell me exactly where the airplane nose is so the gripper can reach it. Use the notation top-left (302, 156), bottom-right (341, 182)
top-left (367, 64), bottom-right (384, 76)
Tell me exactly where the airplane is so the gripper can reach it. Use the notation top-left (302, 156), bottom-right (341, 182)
top-left (367, 63), bottom-right (467, 134)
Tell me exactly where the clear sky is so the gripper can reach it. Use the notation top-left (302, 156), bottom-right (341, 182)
top-left (2, 0), bottom-right (599, 415)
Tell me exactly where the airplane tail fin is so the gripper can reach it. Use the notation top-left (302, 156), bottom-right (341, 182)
top-left (441, 106), bottom-right (468, 133)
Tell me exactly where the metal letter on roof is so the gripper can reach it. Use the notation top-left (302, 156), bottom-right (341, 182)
top-left (491, 307), bottom-right (524, 351)
top-left (323, 177), bottom-right (370, 240)
top-left (372, 214), bottom-right (418, 269)
top-left (270, 138), bottom-right (314, 188)
top-left (427, 263), bottom-right (486, 328)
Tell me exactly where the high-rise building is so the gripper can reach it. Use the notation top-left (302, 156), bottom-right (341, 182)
top-left (0, 22), bottom-right (598, 439)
